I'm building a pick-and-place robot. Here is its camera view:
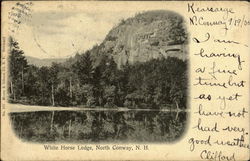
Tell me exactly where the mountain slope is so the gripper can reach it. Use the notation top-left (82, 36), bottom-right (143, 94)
top-left (26, 56), bottom-right (67, 67)
top-left (27, 11), bottom-right (188, 68)
top-left (93, 10), bottom-right (188, 67)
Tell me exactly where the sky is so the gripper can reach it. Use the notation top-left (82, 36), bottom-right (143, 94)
top-left (11, 1), bottom-right (182, 59)
top-left (13, 6), bottom-right (137, 59)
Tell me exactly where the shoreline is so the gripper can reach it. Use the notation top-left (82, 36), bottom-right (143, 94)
top-left (7, 103), bottom-right (189, 113)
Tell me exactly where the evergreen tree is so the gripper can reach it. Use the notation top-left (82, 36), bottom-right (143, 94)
top-left (8, 37), bottom-right (28, 101)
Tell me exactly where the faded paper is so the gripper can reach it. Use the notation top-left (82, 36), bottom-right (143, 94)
top-left (1, 1), bottom-right (249, 161)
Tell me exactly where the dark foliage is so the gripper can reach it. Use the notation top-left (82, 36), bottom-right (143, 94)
top-left (8, 37), bottom-right (187, 109)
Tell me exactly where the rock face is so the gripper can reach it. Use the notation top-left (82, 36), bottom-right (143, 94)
top-left (96, 10), bottom-right (188, 67)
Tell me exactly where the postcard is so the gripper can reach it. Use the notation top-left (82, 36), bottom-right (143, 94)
top-left (1, 1), bottom-right (249, 160)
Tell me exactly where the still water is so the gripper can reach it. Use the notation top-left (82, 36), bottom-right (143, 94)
top-left (10, 110), bottom-right (187, 143)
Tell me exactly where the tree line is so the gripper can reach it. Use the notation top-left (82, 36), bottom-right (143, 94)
top-left (8, 37), bottom-right (187, 109)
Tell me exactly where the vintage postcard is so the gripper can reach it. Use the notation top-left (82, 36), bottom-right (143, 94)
top-left (1, 1), bottom-right (249, 160)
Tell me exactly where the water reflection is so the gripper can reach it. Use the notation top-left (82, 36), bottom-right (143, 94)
top-left (10, 110), bottom-right (187, 143)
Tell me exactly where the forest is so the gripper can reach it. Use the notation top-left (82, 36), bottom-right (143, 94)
top-left (8, 37), bottom-right (187, 110)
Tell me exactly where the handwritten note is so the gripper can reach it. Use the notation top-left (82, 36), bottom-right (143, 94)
top-left (1, 1), bottom-right (249, 161)
top-left (187, 2), bottom-right (249, 161)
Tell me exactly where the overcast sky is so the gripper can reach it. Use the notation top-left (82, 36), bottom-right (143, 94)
top-left (11, 2), bottom-right (181, 59)
top-left (14, 9), bottom-right (136, 59)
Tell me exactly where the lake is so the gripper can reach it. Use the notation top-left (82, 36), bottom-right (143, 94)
top-left (9, 110), bottom-right (188, 143)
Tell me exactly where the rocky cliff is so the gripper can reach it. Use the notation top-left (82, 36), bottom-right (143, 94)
top-left (93, 10), bottom-right (188, 67)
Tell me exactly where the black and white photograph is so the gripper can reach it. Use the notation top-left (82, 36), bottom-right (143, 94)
top-left (3, 1), bottom-right (248, 161)
top-left (7, 3), bottom-right (189, 143)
